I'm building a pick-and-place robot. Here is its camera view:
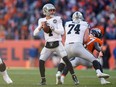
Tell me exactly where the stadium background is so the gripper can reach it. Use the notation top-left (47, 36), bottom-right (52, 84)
top-left (0, 0), bottom-right (116, 70)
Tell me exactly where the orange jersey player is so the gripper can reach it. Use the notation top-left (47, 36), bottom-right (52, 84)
top-left (84, 31), bottom-right (103, 54)
top-left (60, 28), bottom-right (110, 85)
top-left (85, 28), bottom-right (103, 58)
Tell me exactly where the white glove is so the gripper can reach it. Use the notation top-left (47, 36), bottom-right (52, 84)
top-left (50, 26), bottom-right (55, 31)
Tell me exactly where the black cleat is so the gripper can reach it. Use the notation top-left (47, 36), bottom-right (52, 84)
top-left (39, 78), bottom-right (46, 85)
top-left (72, 75), bottom-right (79, 85)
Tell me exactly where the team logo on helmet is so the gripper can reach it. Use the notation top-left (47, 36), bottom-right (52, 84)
top-left (90, 28), bottom-right (102, 38)
top-left (44, 7), bottom-right (47, 13)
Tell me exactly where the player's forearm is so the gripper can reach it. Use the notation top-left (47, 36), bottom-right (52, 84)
top-left (83, 29), bottom-right (89, 43)
top-left (94, 42), bottom-right (101, 52)
top-left (50, 24), bottom-right (64, 35)
top-left (53, 28), bottom-right (64, 35)
top-left (33, 26), bottom-right (41, 36)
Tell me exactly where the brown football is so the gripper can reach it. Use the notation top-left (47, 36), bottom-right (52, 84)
top-left (42, 22), bottom-right (50, 33)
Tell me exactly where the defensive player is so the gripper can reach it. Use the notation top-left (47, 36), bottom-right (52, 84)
top-left (56, 11), bottom-right (110, 85)
top-left (60, 29), bottom-right (111, 85)
top-left (0, 58), bottom-right (13, 84)
top-left (33, 3), bottom-right (78, 85)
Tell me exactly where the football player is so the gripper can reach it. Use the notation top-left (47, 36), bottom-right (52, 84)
top-left (56, 11), bottom-right (110, 85)
top-left (0, 58), bottom-right (13, 84)
top-left (60, 28), bottom-right (111, 85)
top-left (33, 3), bottom-right (78, 85)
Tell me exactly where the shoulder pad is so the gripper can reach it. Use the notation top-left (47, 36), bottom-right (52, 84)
top-left (39, 18), bottom-right (46, 22)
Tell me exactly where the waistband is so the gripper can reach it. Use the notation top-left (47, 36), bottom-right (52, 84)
top-left (65, 42), bottom-right (83, 45)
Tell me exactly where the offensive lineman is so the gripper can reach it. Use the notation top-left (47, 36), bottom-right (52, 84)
top-left (0, 58), bottom-right (13, 84)
top-left (33, 3), bottom-right (78, 85)
top-left (56, 11), bottom-right (110, 84)
top-left (60, 28), bottom-right (111, 85)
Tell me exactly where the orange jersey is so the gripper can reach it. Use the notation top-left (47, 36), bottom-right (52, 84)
top-left (84, 35), bottom-right (102, 53)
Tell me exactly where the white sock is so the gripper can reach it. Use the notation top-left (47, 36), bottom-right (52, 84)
top-left (100, 78), bottom-right (105, 81)
top-left (57, 71), bottom-right (61, 75)
top-left (96, 69), bottom-right (102, 74)
top-left (1, 70), bottom-right (13, 84)
top-left (61, 75), bottom-right (65, 83)
top-left (1, 70), bottom-right (8, 76)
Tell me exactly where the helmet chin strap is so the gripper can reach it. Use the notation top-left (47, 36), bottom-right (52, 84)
top-left (46, 14), bottom-right (55, 18)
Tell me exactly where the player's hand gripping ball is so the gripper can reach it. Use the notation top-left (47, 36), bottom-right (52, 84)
top-left (42, 22), bottom-right (50, 33)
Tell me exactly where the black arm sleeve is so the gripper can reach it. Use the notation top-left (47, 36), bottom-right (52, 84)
top-left (94, 42), bottom-right (101, 52)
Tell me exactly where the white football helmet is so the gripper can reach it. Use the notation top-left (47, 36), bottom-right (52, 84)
top-left (42, 3), bottom-right (56, 16)
top-left (72, 11), bottom-right (84, 23)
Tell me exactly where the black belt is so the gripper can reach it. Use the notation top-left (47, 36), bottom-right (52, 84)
top-left (45, 41), bottom-right (59, 48)
top-left (69, 42), bottom-right (74, 44)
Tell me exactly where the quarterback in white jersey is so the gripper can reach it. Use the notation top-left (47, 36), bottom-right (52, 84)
top-left (36, 16), bottom-right (64, 42)
top-left (33, 3), bottom-right (78, 85)
top-left (56, 11), bottom-right (110, 85)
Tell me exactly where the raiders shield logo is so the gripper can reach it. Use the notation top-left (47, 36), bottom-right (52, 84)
top-left (53, 19), bottom-right (57, 23)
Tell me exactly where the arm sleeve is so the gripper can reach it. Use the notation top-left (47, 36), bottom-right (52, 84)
top-left (33, 26), bottom-right (40, 36)
top-left (33, 19), bottom-right (41, 36)
top-left (53, 18), bottom-right (64, 35)
top-left (94, 42), bottom-right (101, 52)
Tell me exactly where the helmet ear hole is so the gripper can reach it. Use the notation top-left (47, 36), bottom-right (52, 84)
top-left (43, 7), bottom-right (47, 15)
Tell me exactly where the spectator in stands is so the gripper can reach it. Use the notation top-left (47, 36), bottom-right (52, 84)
top-left (102, 38), bottom-right (111, 69)
top-left (0, 0), bottom-right (115, 40)
top-left (113, 47), bottom-right (116, 69)
top-left (0, 25), bottom-right (5, 41)
top-left (29, 45), bottom-right (38, 67)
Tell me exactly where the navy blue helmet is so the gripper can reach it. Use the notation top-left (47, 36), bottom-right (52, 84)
top-left (90, 28), bottom-right (102, 38)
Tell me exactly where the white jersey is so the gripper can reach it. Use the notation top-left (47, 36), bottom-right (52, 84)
top-left (65, 20), bottom-right (89, 44)
top-left (38, 16), bottom-right (64, 42)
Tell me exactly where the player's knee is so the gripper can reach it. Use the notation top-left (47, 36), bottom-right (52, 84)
top-left (87, 62), bottom-right (92, 68)
top-left (62, 56), bottom-right (72, 66)
top-left (0, 62), bottom-right (6, 72)
top-left (62, 56), bottom-right (69, 63)
top-left (92, 60), bottom-right (100, 70)
top-left (39, 60), bottom-right (45, 64)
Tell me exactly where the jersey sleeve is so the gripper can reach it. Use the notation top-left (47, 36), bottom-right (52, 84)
top-left (85, 22), bottom-right (90, 33)
top-left (87, 23), bottom-right (90, 28)
top-left (64, 22), bottom-right (68, 30)
top-left (94, 38), bottom-right (102, 52)
top-left (53, 17), bottom-right (64, 35)
top-left (95, 38), bottom-right (102, 46)
top-left (38, 18), bottom-right (42, 28)
top-left (33, 19), bottom-right (42, 36)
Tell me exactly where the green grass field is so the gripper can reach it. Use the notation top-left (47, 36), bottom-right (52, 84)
top-left (0, 68), bottom-right (116, 87)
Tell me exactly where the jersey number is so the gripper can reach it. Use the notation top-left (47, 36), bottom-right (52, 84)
top-left (67, 24), bottom-right (80, 34)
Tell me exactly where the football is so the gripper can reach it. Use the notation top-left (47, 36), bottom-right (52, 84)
top-left (42, 22), bottom-right (50, 33)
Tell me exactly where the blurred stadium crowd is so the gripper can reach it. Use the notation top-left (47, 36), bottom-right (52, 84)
top-left (0, 0), bottom-right (116, 40)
